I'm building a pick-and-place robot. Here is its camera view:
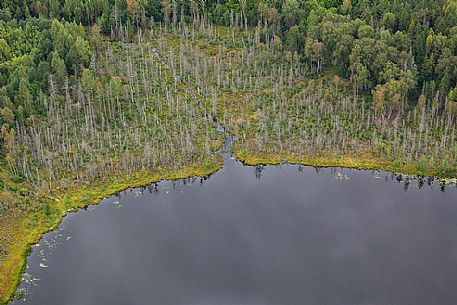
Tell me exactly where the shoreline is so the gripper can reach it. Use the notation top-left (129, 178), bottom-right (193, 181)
top-left (0, 157), bottom-right (223, 305)
top-left (234, 147), bottom-right (457, 184)
top-left (2, 148), bottom-right (457, 304)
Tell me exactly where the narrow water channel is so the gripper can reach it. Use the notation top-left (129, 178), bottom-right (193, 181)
top-left (11, 155), bottom-right (457, 305)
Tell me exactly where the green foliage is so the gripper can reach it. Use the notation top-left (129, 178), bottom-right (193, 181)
top-left (156, 20), bottom-right (457, 177)
top-left (1, 1), bottom-right (456, 109)
top-left (42, 203), bottom-right (51, 216)
top-left (0, 0), bottom-right (456, 189)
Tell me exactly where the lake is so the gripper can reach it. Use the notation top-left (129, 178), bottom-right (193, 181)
top-left (11, 157), bottom-right (457, 305)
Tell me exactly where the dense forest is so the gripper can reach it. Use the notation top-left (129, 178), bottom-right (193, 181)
top-left (1, 0), bottom-right (457, 303)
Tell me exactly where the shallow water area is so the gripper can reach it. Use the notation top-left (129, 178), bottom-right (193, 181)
top-left (11, 157), bottom-right (457, 305)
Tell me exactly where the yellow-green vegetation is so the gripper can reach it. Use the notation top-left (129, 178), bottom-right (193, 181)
top-left (2, 0), bottom-right (457, 302)
top-left (234, 145), bottom-right (457, 183)
top-left (155, 24), bottom-right (457, 179)
top-left (0, 156), bottom-right (223, 304)
top-left (0, 31), bottom-right (225, 304)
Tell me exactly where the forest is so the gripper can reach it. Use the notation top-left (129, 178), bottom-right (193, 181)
top-left (1, 0), bottom-right (457, 303)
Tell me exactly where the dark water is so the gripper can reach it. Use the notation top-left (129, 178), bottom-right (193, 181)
top-left (11, 158), bottom-right (457, 305)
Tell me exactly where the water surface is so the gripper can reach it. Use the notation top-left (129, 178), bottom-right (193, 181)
top-left (12, 158), bottom-right (457, 305)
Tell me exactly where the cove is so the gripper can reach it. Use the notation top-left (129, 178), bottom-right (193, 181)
top-left (10, 157), bottom-right (457, 305)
